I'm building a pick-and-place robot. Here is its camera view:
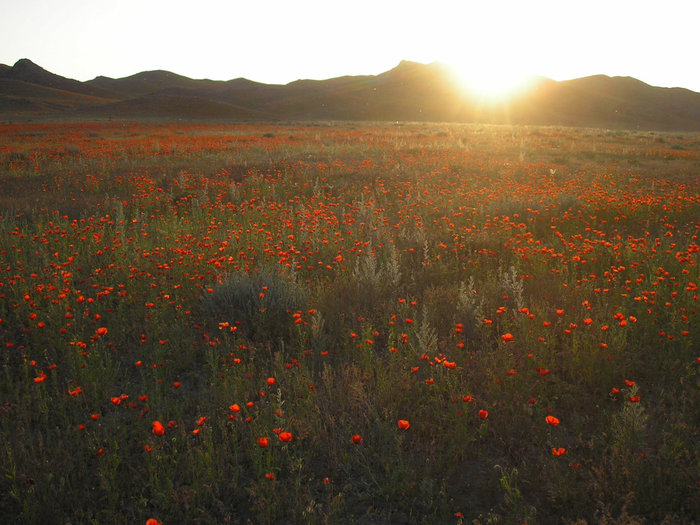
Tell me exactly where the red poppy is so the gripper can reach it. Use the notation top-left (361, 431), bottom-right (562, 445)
top-left (552, 447), bottom-right (566, 456)
top-left (478, 410), bottom-right (489, 420)
top-left (152, 420), bottom-right (165, 436)
top-left (257, 437), bottom-right (269, 448)
top-left (546, 416), bottom-right (560, 426)
top-left (501, 333), bottom-right (514, 343)
top-left (351, 434), bottom-right (363, 444)
top-left (278, 431), bottom-right (293, 442)
top-left (397, 419), bottom-right (410, 430)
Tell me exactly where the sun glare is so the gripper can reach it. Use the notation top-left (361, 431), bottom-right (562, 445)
top-left (447, 60), bottom-right (535, 103)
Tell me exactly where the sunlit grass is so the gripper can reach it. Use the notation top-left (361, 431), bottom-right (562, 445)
top-left (0, 121), bottom-right (698, 524)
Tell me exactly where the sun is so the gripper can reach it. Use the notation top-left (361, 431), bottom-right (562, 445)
top-left (445, 58), bottom-right (536, 103)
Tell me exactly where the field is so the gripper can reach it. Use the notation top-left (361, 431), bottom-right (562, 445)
top-left (0, 121), bottom-right (698, 524)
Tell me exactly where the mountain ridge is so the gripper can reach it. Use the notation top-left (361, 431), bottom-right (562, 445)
top-left (2, 58), bottom-right (700, 131)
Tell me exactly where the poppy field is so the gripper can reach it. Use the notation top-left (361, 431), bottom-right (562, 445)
top-left (0, 121), bottom-right (698, 524)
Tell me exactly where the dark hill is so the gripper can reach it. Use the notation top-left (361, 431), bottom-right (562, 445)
top-left (2, 59), bottom-right (119, 99)
top-left (87, 69), bottom-right (223, 98)
top-left (2, 59), bottom-right (700, 131)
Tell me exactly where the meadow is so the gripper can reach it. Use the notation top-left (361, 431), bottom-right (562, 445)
top-left (0, 121), bottom-right (698, 524)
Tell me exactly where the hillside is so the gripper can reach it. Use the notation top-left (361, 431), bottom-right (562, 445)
top-left (1, 58), bottom-right (700, 130)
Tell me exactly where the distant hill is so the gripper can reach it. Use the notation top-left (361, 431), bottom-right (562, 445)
top-left (1, 58), bottom-right (700, 131)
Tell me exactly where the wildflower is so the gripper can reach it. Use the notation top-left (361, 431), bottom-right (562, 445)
top-left (552, 447), bottom-right (566, 456)
top-left (266, 377), bottom-right (275, 386)
top-left (229, 403), bottom-right (241, 413)
top-left (546, 415), bottom-right (560, 426)
top-left (152, 420), bottom-right (165, 436)
top-left (96, 327), bottom-right (108, 336)
top-left (478, 409), bottom-right (489, 420)
top-left (265, 472), bottom-right (275, 480)
top-left (278, 431), bottom-right (293, 442)
top-left (351, 434), bottom-right (363, 444)
top-left (257, 437), bottom-right (269, 447)
top-left (501, 333), bottom-right (514, 343)
top-left (397, 419), bottom-right (410, 430)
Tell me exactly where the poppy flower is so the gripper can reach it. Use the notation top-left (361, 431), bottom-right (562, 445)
top-left (478, 410), bottom-right (489, 420)
top-left (546, 416), bottom-right (560, 426)
top-left (552, 447), bottom-right (566, 456)
top-left (152, 420), bottom-right (165, 436)
top-left (351, 434), bottom-right (363, 444)
top-left (278, 431), bottom-right (293, 442)
top-left (257, 437), bottom-right (269, 447)
top-left (397, 419), bottom-right (410, 430)
top-left (501, 333), bottom-right (514, 343)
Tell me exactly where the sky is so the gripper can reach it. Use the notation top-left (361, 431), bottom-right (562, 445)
top-left (1, 0), bottom-right (699, 94)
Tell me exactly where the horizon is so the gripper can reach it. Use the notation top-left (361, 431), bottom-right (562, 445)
top-left (1, 0), bottom-right (699, 94)
top-left (4, 56), bottom-right (699, 96)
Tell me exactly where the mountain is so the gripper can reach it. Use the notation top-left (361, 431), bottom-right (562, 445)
top-left (1, 58), bottom-right (700, 131)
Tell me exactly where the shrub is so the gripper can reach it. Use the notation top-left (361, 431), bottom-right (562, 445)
top-left (201, 266), bottom-right (308, 344)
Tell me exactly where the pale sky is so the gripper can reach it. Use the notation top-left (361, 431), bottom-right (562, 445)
top-left (1, 0), bottom-right (699, 93)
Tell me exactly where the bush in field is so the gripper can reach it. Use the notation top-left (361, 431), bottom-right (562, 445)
top-left (201, 266), bottom-right (308, 344)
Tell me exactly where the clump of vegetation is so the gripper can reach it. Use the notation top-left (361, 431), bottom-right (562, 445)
top-left (201, 266), bottom-right (307, 344)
